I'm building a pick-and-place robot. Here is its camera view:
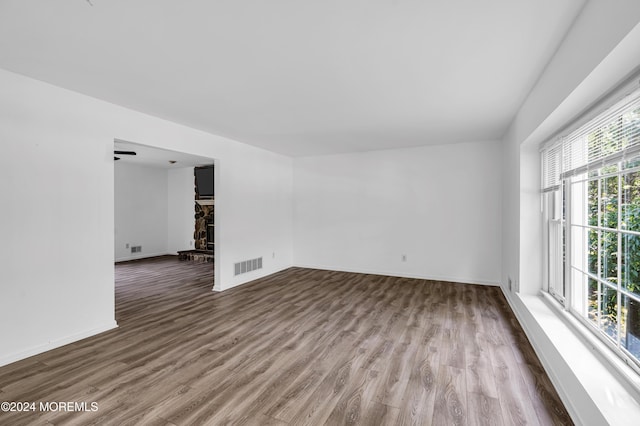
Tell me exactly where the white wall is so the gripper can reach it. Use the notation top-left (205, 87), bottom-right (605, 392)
top-left (115, 164), bottom-right (209, 260)
top-left (0, 68), bottom-right (293, 366)
top-left (168, 166), bottom-right (197, 254)
top-left (114, 162), bottom-right (169, 261)
top-left (293, 141), bottom-right (502, 285)
top-left (221, 148), bottom-right (294, 287)
top-left (501, 122), bottom-right (520, 293)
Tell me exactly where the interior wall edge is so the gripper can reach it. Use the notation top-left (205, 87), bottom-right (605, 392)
top-left (0, 321), bottom-right (118, 368)
top-left (292, 263), bottom-right (501, 287)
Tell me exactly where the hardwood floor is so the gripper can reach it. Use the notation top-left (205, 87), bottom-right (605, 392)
top-left (0, 256), bottom-right (572, 425)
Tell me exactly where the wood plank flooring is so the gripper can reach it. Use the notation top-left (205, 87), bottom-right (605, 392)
top-left (0, 256), bottom-right (572, 425)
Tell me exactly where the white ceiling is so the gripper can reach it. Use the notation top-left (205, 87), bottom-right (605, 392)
top-left (114, 140), bottom-right (214, 169)
top-left (0, 0), bottom-right (585, 157)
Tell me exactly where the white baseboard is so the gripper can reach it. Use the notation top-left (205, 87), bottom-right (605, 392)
top-left (292, 263), bottom-right (500, 287)
top-left (114, 251), bottom-right (173, 263)
top-left (0, 321), bottom-right (118, 368)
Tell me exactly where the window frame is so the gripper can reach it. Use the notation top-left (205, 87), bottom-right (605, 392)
top-left (541, 83), bottom-right (640, 377)
top-left (564, 162), bottom-right (640, 374)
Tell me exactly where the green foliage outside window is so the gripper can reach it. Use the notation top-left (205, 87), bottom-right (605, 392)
top-left (586, 108), bottom-right (640, 348)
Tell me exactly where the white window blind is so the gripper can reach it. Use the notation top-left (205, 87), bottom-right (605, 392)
top-left (542, 141), bottom-right (562, 191)
top-left (541, 87), bottom-right (640, 183)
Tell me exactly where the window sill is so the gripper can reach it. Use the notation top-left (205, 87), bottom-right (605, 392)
top-left (505, 289), bottom-right (640, 426)
top-left (540, 291), bottom-right (640, 390)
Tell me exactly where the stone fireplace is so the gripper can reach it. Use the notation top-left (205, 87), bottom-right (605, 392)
top-left (178, 166), bottom-right (215, 263)
top-left (206, 219), bottom-right (214, 250)
top-left (194, 203), bottom-right (214, 251)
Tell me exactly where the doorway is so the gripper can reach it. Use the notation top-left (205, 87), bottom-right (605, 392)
top-left (113, 139), bottom-right (217, 293)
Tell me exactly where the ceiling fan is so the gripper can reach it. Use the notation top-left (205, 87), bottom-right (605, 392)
top-left (114, 150), bottom-right (136, 161)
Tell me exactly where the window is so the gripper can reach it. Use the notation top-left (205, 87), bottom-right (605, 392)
top-left (542, 87), bottom-right (640, 370)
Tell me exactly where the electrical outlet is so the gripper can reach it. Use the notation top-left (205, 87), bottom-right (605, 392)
top-left (508, 276), bottom-right (512, 291)
top-left (189, 241), bottom-right (193, 246)
top-left (126, 243), bottom-right (129, 249)
top-left (401, 254), bottom-right (407, 262)
top-left (272, 252), bottom-right (275, 258)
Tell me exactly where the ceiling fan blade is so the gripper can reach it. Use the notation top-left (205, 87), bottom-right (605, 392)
top-left (114, 150), bottom-right (136, 156)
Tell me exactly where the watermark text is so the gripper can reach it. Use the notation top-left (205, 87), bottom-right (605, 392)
top-left (1, 401), bottom-right (99, 413)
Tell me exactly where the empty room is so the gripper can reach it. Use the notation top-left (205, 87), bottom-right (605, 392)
top-left (2, 1), bottom-right (640, 425)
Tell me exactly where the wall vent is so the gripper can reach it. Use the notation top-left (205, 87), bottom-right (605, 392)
top-left (234, 257), bottom-right (263, 276)
top-left (131, 246), bottom-right (142, 253)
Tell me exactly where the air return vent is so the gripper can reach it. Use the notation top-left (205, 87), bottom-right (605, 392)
top-left (234, 257), bottom-right (262, 276)
top-left (131, 246), bottom-right (142, 253)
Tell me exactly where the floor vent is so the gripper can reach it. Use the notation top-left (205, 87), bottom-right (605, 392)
top-left (234, 257), bottom-right (263, 276)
